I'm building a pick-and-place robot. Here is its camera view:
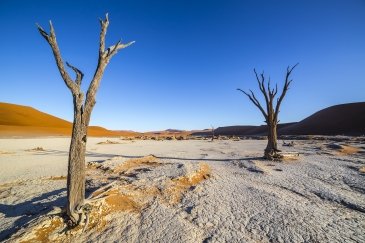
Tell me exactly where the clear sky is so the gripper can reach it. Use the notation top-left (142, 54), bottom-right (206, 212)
top-left (0, 0), bottom-right (364, 131)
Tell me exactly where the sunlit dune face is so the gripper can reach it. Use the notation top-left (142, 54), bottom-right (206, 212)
top-left (0, 102), bottom-right (138, 137)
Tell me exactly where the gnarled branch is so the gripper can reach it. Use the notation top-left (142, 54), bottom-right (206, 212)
top-left (36, 21), bottom-right (79, 95)
top-left (274, 63), bottom-right (299, 119)
top-left (84, 14), bottom-right (135, 117)
top-left (237, 88), bottom-right (268, 119)
top-left (254, 69), bottom-right (270, 115)
top-left (66, 62), bottom-right (84, 86)
top-left (99, 13), bottom-right (109, 57)
top-left (105, 40), bottom-right (136, 59)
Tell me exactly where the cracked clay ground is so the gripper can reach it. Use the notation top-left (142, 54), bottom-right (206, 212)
top-left (0, 138), bottom-right (364, 242)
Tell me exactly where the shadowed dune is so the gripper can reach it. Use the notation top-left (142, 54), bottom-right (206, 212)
top-left (279, 102), bottom-right (365, 135)
top-left (193, 102), bottom-right (365, 136)
top-left (0, 102), bottom-right (138, 137)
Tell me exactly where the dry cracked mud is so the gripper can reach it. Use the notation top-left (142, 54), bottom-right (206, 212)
top-left (0, 138), bottom-right (364, 242)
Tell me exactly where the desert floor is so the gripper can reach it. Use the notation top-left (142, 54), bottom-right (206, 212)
top-left (0, 138), bottom-right (364, 242)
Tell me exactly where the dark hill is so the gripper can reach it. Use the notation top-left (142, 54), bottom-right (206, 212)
top-left (192, 102), bottom-right (365, 136)
top-left (279, 102), bottom-right (365, 136)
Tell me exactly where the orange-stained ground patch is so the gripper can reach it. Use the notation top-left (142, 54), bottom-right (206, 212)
top-left (19, 217), bottom-right (64, 243)
top-left (0, 150), bottom-right (15, 155)
top-left (86, 187), bottom-right (141, 232)
top-left (113, 155), bottom-right (162, 173)
top-left (337, 145), bottom-right (360, 155)
top-left (104, 189), bottom-right (140, 212)
top-left (164, 163), bottom-right (211, 204)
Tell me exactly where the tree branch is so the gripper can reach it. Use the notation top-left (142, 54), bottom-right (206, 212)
top-left (84, 14), bottom-right (134, 118)
top-left (106, 40), bottom-right (136, 59)
top-left (274, 63), bottom-right (299, 119)
top-left (66, 62), bottom-right (84, 86)
top-left (237, 88), bottom-right (268, 119)
top-left (99, 13), bottom-right (109, 57)
top-left (254, 69), bottom-right (270, 115)
top-left (36, 21), bottom-right (78, 95)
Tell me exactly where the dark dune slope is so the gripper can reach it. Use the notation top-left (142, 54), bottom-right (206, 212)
top-left (280, 102), bottom-right (365, 136)
top-left (192, 102), bottom-right (365, 136)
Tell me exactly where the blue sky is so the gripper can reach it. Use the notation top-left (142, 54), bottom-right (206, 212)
top-left (0, 0), bottom-right (364, 131)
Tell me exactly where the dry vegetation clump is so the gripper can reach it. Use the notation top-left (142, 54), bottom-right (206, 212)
top-left (25, 147), bottom-right (45, 152)
top-left (45, 176), bottom-right (67, 181)
top-left (97, 140), bottom-right (121, 145)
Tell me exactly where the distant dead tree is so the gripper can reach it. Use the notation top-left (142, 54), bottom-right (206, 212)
top-left (237, 64), bottom-right (298, 159)
top-left (37, 14), bottom-right (134, 224)
top-left (211, 125), bottom-right (215, 141)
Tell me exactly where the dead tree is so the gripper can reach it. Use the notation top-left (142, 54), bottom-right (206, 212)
top-left (37, 14), bottom-right (134, 224)
top-left (237, 64), bottom-right (298, 159)
top-left (211, 125), bottom-right (215, 141)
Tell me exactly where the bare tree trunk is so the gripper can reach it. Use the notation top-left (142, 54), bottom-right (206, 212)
top-left (264, 122), bottom-right (278, 159)
top-left (37, 14), bottom-right (134, 224)
top-left (66, 99), bottom-right (87, 222)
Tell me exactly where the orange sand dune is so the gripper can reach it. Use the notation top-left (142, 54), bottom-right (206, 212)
top-left (0, 102), bottom-right (138, 137)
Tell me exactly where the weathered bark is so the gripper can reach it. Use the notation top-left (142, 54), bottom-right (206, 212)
top-left (37, 14), bottom-right (134, 224)
top-left (265, 122), bottom-right (278, 159)
top-left (66, 101), bottom-right (87, 223)
top-left (237, 64), bottom-right (298, 159)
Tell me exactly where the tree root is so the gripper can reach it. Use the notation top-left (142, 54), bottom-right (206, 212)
top-left (264, 149), bottom-right (299, 161)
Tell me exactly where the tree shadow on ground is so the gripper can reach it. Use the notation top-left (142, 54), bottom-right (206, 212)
top-left (31, 149), bottom-right (118, 158)
top-left (0, 188), bottom-right (66, 241)
top-left (34, 149), bottom-right (263, 162)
